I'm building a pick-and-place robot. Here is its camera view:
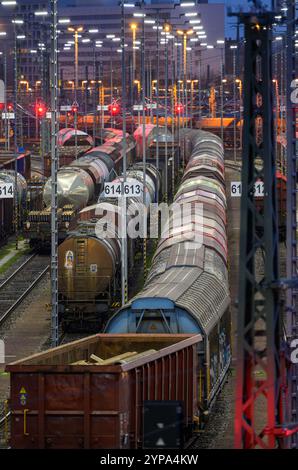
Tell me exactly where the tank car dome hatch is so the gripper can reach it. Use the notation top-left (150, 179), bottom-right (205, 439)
top-left (43, 168), bottom-right (94, 210)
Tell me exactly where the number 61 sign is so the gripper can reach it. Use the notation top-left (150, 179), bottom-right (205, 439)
top-left (231, 181), bottom-right (264, 197)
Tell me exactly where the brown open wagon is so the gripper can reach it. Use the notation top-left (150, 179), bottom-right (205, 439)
top-left (6, 333), bottom-right (202, 449)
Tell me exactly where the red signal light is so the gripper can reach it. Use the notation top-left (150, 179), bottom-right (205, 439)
top-left (71, 105), bottom-right (79, 114)
top-left (175, 103), bottom-right (184, 115)
top-left (7, 103), bottom-right (14, 111)
top-left (35, 101), bottom-right (46, 118)
top-left (109, 103), bottom-right (120, 116)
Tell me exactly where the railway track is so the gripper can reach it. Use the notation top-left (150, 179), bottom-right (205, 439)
top-left (225, 160), bottom-right (241, 173)
top-left (0, 253), bottom-right (50, 448)
top-left (0, 254), bottom-right (50, 326)
top-left (0, 411), bottom-right (10, 448)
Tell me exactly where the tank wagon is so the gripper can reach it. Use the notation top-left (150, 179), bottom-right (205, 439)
top-left (57, 128), bottom-right (94, 148)
top-left (133, 124), bottom-right (172, 159)
top-left (58, 163), bottom-right (160, 331)
top-left (44, 128), bottom-right (94, 177)
top-left (24, 131), bottom-right (136, 249)
top-left (133, 124), bottom-right (178, 196)
top-left (94, 128), bottom-right (128, 146)
top-left (43, 133), bottom-right (135, 211)
top-left (106, 129), bottom-right (231, 416)
top-left (0, 151), bottom-right (31, 180)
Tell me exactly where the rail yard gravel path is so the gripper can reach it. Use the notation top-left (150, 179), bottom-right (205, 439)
top-left (0, 272), bottom-right (51, 447)
top-left (192, 165), bottom-right (240, 448)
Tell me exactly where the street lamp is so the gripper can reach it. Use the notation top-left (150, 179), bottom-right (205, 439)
top-left (68, 25), bottom-right (83, 158)
top-left (230, 44), bottom-right (238, 162)
top-left (177, 28), bottom-right (193, 130)
top-left (180, 2), bottom-right (195, 6)
top-left (236, 78), bottom-right (243, 149)
top-left (0, 32), bottom-right (8, 151)
top-left (88, 40), bottom-right (102, 142)
top-left (12, 17), bottom-right (24, 250)
top-left (58, 18), bottom-right (71, 24)
top-left (162, 22), bottom-right (173, 201)
top-left (105, 38), bottom-right (118, 127)
top-left (130, 22), bottom-right (137, 103)
top-left (216, 39), bottom-right (225, 141)
top-left (34, 10), bottom-right (48, 17)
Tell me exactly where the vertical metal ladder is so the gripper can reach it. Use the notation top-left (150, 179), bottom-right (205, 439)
top-left (75, 239), bottom-right (87, 294)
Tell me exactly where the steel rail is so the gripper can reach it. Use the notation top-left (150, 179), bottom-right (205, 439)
top-left (0, 264), bottom-right (49, 326)
top-left (0, 253), bottom-right (36, 292)
top-left (0, 412), bottom-right (10, 429)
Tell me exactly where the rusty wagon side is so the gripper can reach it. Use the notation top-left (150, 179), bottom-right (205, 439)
top-left (6, 334), bottom-right (202, 449)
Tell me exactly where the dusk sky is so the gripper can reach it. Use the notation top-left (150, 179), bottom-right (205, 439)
top-left (57, 0), bottom-right (275, 39)
top-left (208, 0), bottom-right (273, 38)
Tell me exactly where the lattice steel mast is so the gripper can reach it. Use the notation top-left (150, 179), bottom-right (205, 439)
top-left (234, 12), bottom-right (283, 449)
top-left (286, 0), bottom-right (298, 449)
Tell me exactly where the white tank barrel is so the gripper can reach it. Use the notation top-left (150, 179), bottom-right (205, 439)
top-left (43, 167), bottom-right (94, 210)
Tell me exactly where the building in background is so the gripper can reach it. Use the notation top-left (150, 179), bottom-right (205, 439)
top-left (57, 1), bottom-right (224, 89)
top-left (0, 0), bottom-right (224, 106)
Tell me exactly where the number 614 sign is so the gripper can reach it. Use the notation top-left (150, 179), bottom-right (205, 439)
top-left (0, 183), bottom-right (14, 199)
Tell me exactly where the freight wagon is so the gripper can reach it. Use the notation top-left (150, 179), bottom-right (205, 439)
top-left (133, 124), bottom-right (179, 197)
top-left (58, 163), bottom-right (160, 331)
top-left (44, 128), bottom-right (94, 178)
top-left (6, 334), bottom-right (201, 449)
top-left (106, 129), bottom-right (232, 415)
top-left (0, 151), bottom-right (31, 180)
top-left (24, 130), bottom-right (136, 249)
